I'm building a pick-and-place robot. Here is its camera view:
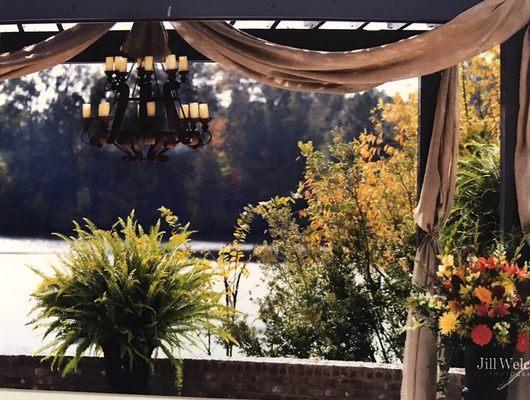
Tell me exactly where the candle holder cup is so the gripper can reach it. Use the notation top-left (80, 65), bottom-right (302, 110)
top-left (166, 69), bottom-right (178, 82)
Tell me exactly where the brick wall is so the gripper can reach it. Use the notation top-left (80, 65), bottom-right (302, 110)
top-left (0, 355), bottom-right (464, 399)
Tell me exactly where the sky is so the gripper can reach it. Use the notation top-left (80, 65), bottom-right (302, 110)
top-left (8, 63), bottom-right (418, 113)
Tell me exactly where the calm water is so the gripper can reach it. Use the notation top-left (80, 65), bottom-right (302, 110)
top-left (0, 237), bottom-right (265, 357)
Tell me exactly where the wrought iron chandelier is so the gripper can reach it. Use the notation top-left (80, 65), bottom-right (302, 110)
top-left (81, 54), bottom-right (212, 162)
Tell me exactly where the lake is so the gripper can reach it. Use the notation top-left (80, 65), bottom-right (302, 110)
top-left (0, 237), bottom-right (265, 357)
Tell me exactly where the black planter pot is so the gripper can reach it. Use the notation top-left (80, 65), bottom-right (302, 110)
top-left (100, 339), bottom-right (154, 394)
top-left (462, 343), bottom-right (515, 400)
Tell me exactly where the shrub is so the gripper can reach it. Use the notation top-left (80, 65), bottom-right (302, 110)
top-left (29, 209), bottom-right (231, 380)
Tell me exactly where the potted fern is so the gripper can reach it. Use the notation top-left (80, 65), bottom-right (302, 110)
top-left (29, 208), bottom-right (232, 394)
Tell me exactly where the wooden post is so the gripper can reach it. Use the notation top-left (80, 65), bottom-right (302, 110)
top-left (417, 72), bottom-right (442, 243)
top-left (500, 29), bottom-right (525, 240)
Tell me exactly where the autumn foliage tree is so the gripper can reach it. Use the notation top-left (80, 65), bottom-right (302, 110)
top-left (225, 49), bottom-right (503, 362)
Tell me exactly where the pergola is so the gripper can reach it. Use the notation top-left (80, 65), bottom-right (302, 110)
top-left (0, 0), bottom-right (521, 230)
top-left (0, 1), bottom-right (528, 399)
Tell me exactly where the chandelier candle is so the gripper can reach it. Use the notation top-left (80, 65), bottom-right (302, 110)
top-left (144, 56), bottom-right (154, 72)
top-left (165, 55), bottom-right (177, 70)
top-left (80, 53), bottom-right (213, 162)
top-left (82, 104), bottom-right (91, 118)
top-left (179, 104), bottom-right (189, 119)
top-left (178, 56), bottom-right (188, 72)
top-left (146, 102), bottom-right (156, 117)
top-left (115, 57), bottom-right (127, 73)
top-left (98, 102), bottom-right (110, 117)
top-left (189, 102), bottom-right (199, 118)
top-left (199, 104), bottom-right (209, 119)
top-left (105, 57), bottom-right (114, 72)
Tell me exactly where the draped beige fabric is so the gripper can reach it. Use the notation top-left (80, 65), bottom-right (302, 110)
top-left (172, 0), bottom-right (530, 94)
top-left (121, 22), bottom-right (170, 60)
top-left (401, 67), bottom-right (460, 400)
top-left (0, 23), bottom-right (113, 81)
top-left (511, 27), bottom-right (530, 400)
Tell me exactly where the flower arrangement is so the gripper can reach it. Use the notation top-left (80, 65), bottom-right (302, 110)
top-left (410, 244), bottom-right (530, 352)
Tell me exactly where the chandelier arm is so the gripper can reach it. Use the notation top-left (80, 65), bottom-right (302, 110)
top-left (112, 142), bottom-right (135, 160)
top-left (163, 81), bottom-right (180, 136)
top-left (147, 140), bottom-right (165, 162)
top-left (109, 82), bottom-right (130, 144)
top-left (132, 140), bottom-right (143, 161)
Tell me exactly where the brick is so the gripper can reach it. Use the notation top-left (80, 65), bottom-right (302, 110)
top-left (0, 355), bottom-right (464, 400)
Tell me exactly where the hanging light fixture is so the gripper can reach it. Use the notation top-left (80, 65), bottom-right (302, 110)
top-left (81, 54), bottom-right (212, 162)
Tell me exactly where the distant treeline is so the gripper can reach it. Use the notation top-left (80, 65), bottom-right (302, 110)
top-left (0, 64), bottom-right (387, 239)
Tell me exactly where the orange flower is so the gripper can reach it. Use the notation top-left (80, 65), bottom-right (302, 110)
top-left (517, 268), bottom-right (529, 279)
top-left (471, 324), bottom-right (493, 347)
top-left (485, 257), bottom-right (497, 270)
top-left (517, 332), bottom-right (530, 353)
top-left (474, 286), bottom-right (493, 304)
top-left (473, 258), bottom-right (488, 273)
top-left (503, 263), bottom-right (519, 276)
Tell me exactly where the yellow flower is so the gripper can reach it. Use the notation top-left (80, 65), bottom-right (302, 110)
top-left (503, 281), bottom-right (515, 296)
top-left (440, 254), bottom-right (454, 267)
top-left (437, 255), bottom-right (454, 278)
top-left (463, 305), bottom-right (474, 317)
top-left (459, 285), bottom-right (472, 298)
top-left (439, 311), bottom-right (459, 335)
top-left (474, 286), bottom-right (493, 304)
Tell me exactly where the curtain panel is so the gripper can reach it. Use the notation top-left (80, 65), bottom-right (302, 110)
top-left (511, 26), bottom-right (530, 400)
top-left (401, 67), bottom-right (460, 400)
top-left (0, 23), bottom-right (113, 81)
top-left (173, 0), bottom-right (529, 94)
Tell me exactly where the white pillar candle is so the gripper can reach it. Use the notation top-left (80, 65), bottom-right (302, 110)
top-left (82, 104), bottom-right (91, 118)
top-left (115, 57), bottom-right (127, 73)
top-left (98, 101), bottom-right (110, 117)
top-left (189, 102), bottom-right (199, 118)
top-left (165, 54), bottom-right (177, 70)
top-left (199, 103), bottom-right (209, 119)
top-left (178, 56), bottom-right (189, 72)
top-left (122, 57), bottom-right (129, 72)
top-left (144, 56), bottom-right (154, 71)
top-left (146, 101), bottom-right (156, 117)
top-left (179, 104), bottom-right (189, 119)
top-left (105, 57), bottom-right (114, 71)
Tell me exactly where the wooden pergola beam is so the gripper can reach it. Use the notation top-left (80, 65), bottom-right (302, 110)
top-left (0, 29), bottom-right (424, 62)
top-left (0, 0), bottom-right (482, 24)
top-left (417, 72), bottom-right (442, 243)
top-left (500, 28), bottom-right (526, 241)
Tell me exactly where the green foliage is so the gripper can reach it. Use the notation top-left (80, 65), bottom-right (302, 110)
top-left (442, 142), bottom-right (500, 254)
top-left (225, 130), bottom-right (414, 362)
top-left (29, 209), bottom-right (231, 375)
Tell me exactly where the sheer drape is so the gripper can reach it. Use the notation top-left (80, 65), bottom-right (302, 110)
top-left (173, 0), bottom-right (529, 94)
top-left (0, 23), bottom-right (113, 81)
top-left (511, 27), bottom-right (530, 400)
top-left (401, 67), bottom-right (460, 400)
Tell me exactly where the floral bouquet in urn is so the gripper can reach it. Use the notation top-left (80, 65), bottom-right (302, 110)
top-left (409, 243), bottom-right (530, 352)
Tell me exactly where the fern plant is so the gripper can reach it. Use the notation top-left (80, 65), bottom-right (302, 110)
top-left (29, 208), bottom-right (231, 392)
